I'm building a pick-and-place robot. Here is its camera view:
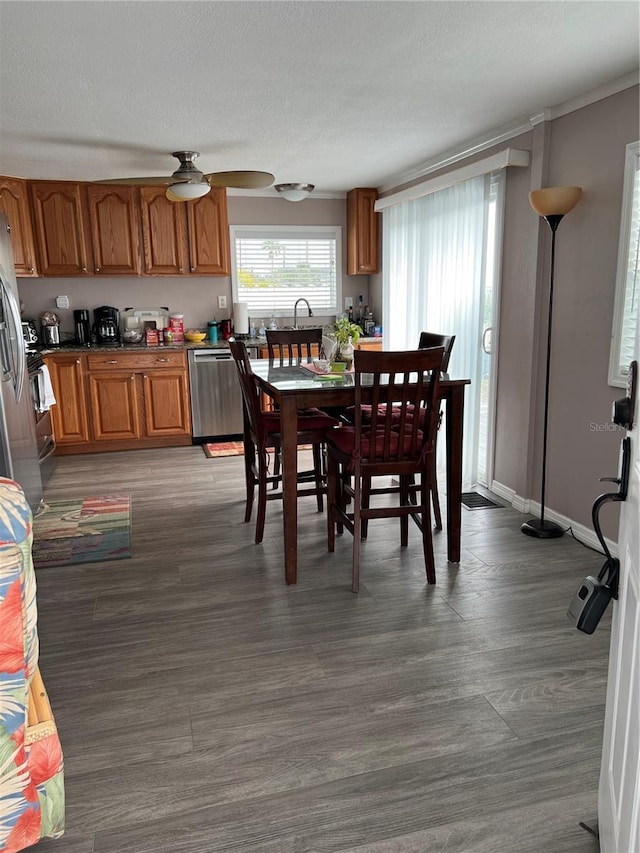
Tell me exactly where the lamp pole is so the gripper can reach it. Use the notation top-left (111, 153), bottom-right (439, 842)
top-left (521, 186), bottom-right (582, 539)
top-left (522, 214), bottom-right (564, 538)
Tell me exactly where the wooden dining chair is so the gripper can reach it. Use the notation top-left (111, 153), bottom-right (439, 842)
top-left (265, 327), bottom-right (323, 363)
top-left (230, 339), bottom-right (339, 544)
top-left (344, 332), bottom-right (456, 532)
top-left (418, 331), bottom-right (456, 374)
top-left (326, 347), bottom-right (444, 592)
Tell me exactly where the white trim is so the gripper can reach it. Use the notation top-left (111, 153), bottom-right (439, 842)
top-left (378, 73), bottom-right (637, 195)
top-left (608, 140), bottom-right (640, 388)
top-left (374, 149), bottom-right (529, 211)
top-left (491, 479), bottom-right (619, 558)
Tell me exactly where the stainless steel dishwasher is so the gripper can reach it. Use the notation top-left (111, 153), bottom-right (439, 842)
top-left (188, 348), bottom-right (244, 439)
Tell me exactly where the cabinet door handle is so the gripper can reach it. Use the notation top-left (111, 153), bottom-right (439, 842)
top-left (30, 267), bottom-right (34, 273)
top-left (107, 359), bottom-right (118, 364)
top-left (130, 374), bottom-right (135, 380)
top-left (157, 358), bottom-right (169, 363)
top-left (95, 267), bottom-right (101, 272)
top-left (82, 267), bottom-right (87, 272)
top-left (143, 374), bottom-right (148, 380)
top-left (76, 359), bottom-right (80, 364)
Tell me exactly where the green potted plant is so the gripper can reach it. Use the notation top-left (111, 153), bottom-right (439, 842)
top-left (331, 316), bottom-right (362, 367)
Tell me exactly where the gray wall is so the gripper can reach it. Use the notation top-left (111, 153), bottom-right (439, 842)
top-left (18, 195), bottom-right (370, 335)
top-left (495, 86), bottom-right (638, 538)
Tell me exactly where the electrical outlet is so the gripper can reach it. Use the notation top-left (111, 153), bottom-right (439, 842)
top-left (218, 295), bottom-right (227, 309)
top-left (55, 295), bottom-right (70, 309)
top-left (344, 297), bottom-right (353, 309)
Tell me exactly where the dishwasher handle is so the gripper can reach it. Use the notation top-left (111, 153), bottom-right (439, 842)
top-left (191, 350), bottom-right (233, 362)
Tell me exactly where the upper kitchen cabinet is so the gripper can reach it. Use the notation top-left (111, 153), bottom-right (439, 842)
top-left (139, 187), bottom-right (188, 275)
top-left (347, 188), bottom-right (380, 275)
top-left (29, 181), bottom-right (91, 276)
top-left (0, 177), bottom-right (38, 277)
top-left (139, 186), bottom-right (230, 276)
top-left (186, 189), bottom-right (230, 275)
top-left (85, 185), bottom-right (141, 275)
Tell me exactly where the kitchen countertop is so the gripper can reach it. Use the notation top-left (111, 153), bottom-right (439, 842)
top-left (40, 336), bottom-right (382, 355)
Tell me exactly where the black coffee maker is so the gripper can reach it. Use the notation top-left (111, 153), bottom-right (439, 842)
top-left (94, 306), bottom-right (120, 346)
top-left (74, 309), bottom-right (91, 346)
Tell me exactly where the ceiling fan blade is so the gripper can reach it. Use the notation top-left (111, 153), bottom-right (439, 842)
top-left (95, 176), bottom-right (175, 186)
top-left (206, 170), bottom-right (275, 189)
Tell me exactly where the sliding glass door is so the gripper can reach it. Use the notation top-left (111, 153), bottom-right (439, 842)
top-left (381, 172), bottom-right (504, 488)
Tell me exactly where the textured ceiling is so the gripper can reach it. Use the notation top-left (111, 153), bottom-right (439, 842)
top-left (0, 1), bottom-right (638, 195)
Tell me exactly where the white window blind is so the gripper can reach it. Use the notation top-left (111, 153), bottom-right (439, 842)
top-left (230, 226), bottom-right (340, 317)
top-left (609, 141), bottom-right (640, 387)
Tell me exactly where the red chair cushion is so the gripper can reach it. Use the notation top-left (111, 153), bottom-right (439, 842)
top-left (327, 425), bottom-right (424, 467)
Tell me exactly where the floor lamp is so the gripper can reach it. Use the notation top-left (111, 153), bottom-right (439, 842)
top-left (522, 185), bottom-right (583, 539)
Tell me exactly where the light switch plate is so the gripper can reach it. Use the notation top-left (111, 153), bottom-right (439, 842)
top-left (218, 295), bottom-right (227, 309)
top-left (56, 295), bottom-right (70, 309)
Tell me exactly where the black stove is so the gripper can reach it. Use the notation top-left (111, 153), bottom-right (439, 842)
top-left (25, 350), bottom-right (44, 374)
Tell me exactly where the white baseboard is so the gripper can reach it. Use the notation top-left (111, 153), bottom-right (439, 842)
top-left (490, 479), bottom-right (618, 558)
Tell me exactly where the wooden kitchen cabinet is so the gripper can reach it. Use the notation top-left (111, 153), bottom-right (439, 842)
top-left (46, 349), bottom-right (191, 453)
top-left (143, 370), bottom-right (192, 436)
top-left (139, 187), bottom-right (188, 275)
top-left (44, 354), bottom-right (91, 447)
top-left (185, 189), bottom-right (230, 274)
top-left (0, 177), bottom-right (38, 276)
top-left (29, 181), bottom-right (92, 276)
top-left (85, 185), bottom-right (141, 275)
top-left (88, 372), bottom-right (143, 441)
top-left (347, 188), bottom-right (380, 275)
top-left (139, 186), bottom-right (230, 276)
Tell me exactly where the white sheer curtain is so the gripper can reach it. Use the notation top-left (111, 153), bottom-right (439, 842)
top-left (381, 174), bottom-right (496, 486)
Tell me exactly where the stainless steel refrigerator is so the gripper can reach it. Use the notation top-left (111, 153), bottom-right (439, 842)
top-left (0, 213), bottom-right (42, 509)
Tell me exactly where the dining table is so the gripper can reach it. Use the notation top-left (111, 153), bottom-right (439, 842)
top-left (250, 358), bottom-right (470, 585)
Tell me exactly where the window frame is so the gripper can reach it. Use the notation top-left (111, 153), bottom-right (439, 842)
top-left (229, 224), bottom-right (342, 318)
top-left (609, 140), bottom-right (640, 388)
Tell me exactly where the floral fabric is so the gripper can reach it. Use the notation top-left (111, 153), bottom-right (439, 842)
top-left (0, 478), bottom-right (64, 852)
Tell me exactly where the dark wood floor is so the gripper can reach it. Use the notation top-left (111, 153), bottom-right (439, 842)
top-left (34, 445), bottom-right (608, 853)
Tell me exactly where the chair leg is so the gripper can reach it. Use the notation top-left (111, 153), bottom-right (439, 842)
top-left (360, 475), bottom-right (371, 539)
top-left (244, 449), bottom-right (255, 523)
top-left (272, 447), bottom-right (281, 489)
top-left (430, 447), bottom-right (442, 530)
top-left (327, 454), bottom-right (337, 553)
top-left (420, 475), bottom-right (436, 584)
top-left (352, 473), bottom-right (361, 593)
top-left (312, 444), bottom-right (324, 512)
top-left (255, 450), bottom-right (268, 544)
top-left (400, 476), bottom-right (410, 547)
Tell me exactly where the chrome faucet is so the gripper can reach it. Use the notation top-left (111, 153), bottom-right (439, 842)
top-left (293, 298), bottom-right (313, 329)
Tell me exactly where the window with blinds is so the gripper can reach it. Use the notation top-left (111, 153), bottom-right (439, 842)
top-left (230, 226), bottom-right (341, 317)
top-left (609, 141), bottom-right (640, 387)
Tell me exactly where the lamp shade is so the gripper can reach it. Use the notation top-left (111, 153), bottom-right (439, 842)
top-left (529, 186), bottom-right (582, 217)
top-left (166, 182), bottom-right (211, 202)
top-left (274, 183), bottom-right (314, 202)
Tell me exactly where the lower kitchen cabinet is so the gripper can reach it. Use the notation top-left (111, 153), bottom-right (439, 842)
top-left (88, 372), bottom-right (143, 441)
top-left (45, 354), bottom-right (91, 447)
top-left (45, 349), bottom-right (192, 453)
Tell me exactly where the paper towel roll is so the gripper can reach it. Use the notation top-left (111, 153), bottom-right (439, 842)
top-left (233, 302), bottom-right (249, 335)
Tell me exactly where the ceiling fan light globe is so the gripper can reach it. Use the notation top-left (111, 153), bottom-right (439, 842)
top-left (166, 182), bottom-right (211, 201)
top-left (275, 183), bottom-right (314, 202)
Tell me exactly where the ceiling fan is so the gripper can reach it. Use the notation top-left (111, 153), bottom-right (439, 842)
top-left (96, 151), bottom-right (275, 201)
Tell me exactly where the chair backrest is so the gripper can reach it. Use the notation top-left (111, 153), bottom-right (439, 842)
top-left (418, 331), bottom-right (456, 373)
top-left (266, 327), bottom-right (323, 363)
top-left (352, 347), bottom-right (443, 472)
top-left (229, 338), bottom-right (267, 448)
